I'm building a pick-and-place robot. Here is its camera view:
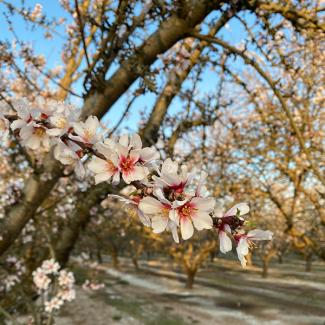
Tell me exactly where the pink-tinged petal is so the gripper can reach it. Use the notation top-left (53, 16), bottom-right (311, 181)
top-left (129, 150), bottom-right (140, 163)
top-left (72, 123), bottom-right (85, 137)
top-left (162, 173), bottom-right (181, 187)
top-left (236, 237), bottom-right (249, 268)
top-left (26, 135), bottom-right (41, 150)
top-left (138, 147), bottom-right (160, 162)
top-left (85, 115), bottom-right (99, 132)
top-left (97, 145), bottom-right (117, 162)
top-left (247, 229), bottom-right (273, 241)
top-left (112, 172), bottom-right (120, 185)
top-left (116, 144), bottom-right (129, 158)
top-left (107, 194), bottom-right (135, 205)
top-left (88, 157), bottom-right (108, 173)
top-left (219, 230), bottom-right (232, 253)
top-left (75, 162), bottom-right (85, 179)
top-left (11, 119), bottom-right (26, 130)
top-left (180, 217), bottom-right (194, 240)
top-left (168, 221), bottom-right (179, 243)
top-left (138, 210), bottom-right (151, 227)
top-left (195, 171), bottom-right (207, 197)
top-left (192, 211), bottom-right (213, 230)
top-left (130, 133), bottom-right (142, 149)
top-left (237, 249), bottom-right (247, 268)
top-left (19, 124), bottom-right (33, 138)
top-left (119, 134), bottom-right (129, 147)
top-left (153, 188), bottom-right (171, 205)
top-left (169, 209), bottom-right (179, 225)
top-left (46, 128), bottom-right (63, 137)
top-left (131, 165), bottom-right (149, 181)
top-left (191, 197), bottom-right (215, 212)
top-left (224, 203), bottom-right (250, 217)
top-left (151, 216), bottom-right (169, 233)
top-left (139, 197), bottom-right (163, 215)
top-left (237, 237), bottom-right (249, 256)
top-left (161, 158), bottom-right (178, 175)
top-left (94, 172), bottom-right (112, 184)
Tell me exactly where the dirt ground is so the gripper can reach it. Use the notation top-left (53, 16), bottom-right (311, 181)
top-left (52, 256), bottom-right (325, 325)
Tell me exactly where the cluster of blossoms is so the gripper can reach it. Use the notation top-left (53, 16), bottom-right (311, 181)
top-left (32, 259), bottom-right (76, 313)
top-left (0, 256), bottom-right (26, 292)
top-left (0, 100), bottom-right (273, 267)
top-left (82, 280), bottom-right (105, 291)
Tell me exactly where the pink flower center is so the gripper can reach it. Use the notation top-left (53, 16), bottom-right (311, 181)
top-left (177, 202), bottom-right (196, 220)
top-left (119, 156), bottom-right (136, 174)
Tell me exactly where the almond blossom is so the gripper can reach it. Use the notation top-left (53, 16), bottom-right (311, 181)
top-left (54, 141), bottom-right (86, 178)
top-left (10, 105), bottom-right (36, 131)
top-left (19, 122), bottom-right (51, 150)
top-left (87, 145), bottom-right (120, 184)
top-left (215, 203), bottom-right (249, 254)
top-left (139, 193), bottom-right (179, 242)
top-left (235, 230), bottom-right (273, 267)
top-left (46, 112), bottom-right (74, 137)
top-left (70, 115), bottom-right (102, 145)
top-left (115, 134), bottom-right (152, 184)
top-left (0, 114), bottom-right (9, 141)
top-left (152, 158), bottom-right (194, 201)
top-left (174, 197), bottom-right (214, 240)
top-left (108, 194), bottom-right (152, 227)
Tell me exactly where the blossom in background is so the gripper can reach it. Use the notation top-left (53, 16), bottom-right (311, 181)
top-left (235, 229), bottom-right (273, 267)
top-left (0, 114), bottom-right (9, 141)
top-left (30, 3), bottom-right (43, 21)
top-left (32, 259), bottom-right (76, 314)
top-left (54, 141), bottom-right (86, 178)
top-left (32, 269), bottom-right (51, 291)
top-left (82, 280), bottom-right (105, 291)
top-left (10, 104), bottom-right (36, 131)
top-left (41, 259), bottom-right (60, 275)
top-left (58, 270), bottom-right (75, 288)
top-left (44, 297), bottom-right (63, 313)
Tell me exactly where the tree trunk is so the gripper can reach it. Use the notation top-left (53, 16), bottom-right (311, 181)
top-left (185, 270), bottom-right (196, 289)
top-left (111, 247), bottom-right (119, 270)
top-left (278, 254), bottom-right (283, 264)
top-left (305, 254), bottom-right (312, 272)
top-left (262, 259), bottom-right (269, 278)
top-left (132, 256), bottom-right (139, 271)
top-left (246, 251), bottom-right (253, 266)
top-left (96, 248), bottom-right (103, 264)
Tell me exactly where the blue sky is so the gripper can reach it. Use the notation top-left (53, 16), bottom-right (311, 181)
top-left (0, 0), bottom-right (255, 133)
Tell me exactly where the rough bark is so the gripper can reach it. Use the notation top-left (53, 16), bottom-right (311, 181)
top-left (54, 182), bottom-right (121, 265)
top-left (80, 0), bottom-right (219, 120)
top-left (305, 253), bottom-right (313, 272)
top-left (110, 246), bottom-right (119, 269)
top-left (262, 259), bottom-right (269, 278)
top-left (185, 269), bottom-right (197, 289)
top-left (0, 154), bottom-right (62, 256)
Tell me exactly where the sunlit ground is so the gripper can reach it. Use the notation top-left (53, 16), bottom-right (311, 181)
top-left (22, 256), bottom-right (325, 325)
